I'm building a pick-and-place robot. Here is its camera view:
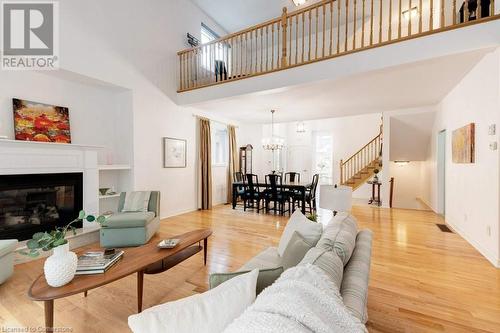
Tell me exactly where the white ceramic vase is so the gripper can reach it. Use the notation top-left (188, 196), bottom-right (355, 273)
top-left (44, 243), bottom-right (77, 287)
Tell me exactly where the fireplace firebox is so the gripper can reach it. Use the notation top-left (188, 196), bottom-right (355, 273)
top-left (0, 173), bottom-right (83, 241)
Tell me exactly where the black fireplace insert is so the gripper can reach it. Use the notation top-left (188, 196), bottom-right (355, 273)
top-left (0, 173), bottom-right (83, 241)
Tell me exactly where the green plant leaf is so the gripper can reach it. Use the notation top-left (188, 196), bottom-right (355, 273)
top-left (32, 232), bottom-right (45, 241)
top-left (53, 231), bottom-right (63, 240)
top-left (28, 249), bottom-right (40, 257)
top-left (96, 215), bottom-right (106, 224)
top-left (86, 215), bottom-right (96, 222)
top-left (78, 210), bottom-right (86, 219)
top-left (52, 238), bottom-right (67, 247)
top-left (27, 239), bottom-right (40, 250)
top-left (71, 226), bottom-right (77, 235)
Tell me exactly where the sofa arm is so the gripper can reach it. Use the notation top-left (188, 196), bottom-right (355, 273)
top-left (340, 229), bottom-right (373, 324)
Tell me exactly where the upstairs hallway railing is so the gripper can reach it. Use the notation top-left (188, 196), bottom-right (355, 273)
top-left (177, 0), bottom-right (499, 92)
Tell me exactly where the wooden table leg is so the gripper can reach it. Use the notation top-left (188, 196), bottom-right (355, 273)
top-left (203, 238), bottom-right (208, 266)
top-left (137, 270), bottom-right (144, 313)
top-left (44, 299), bottom-right (54, 332)
top-left (377, 184), bottom-right (381, 206)
top-left (232, 184), bottom-right (237, 209)
top-left (301, 188), bottom-right (306, 215)
top-left (84, 291), bottom-right (88, 297)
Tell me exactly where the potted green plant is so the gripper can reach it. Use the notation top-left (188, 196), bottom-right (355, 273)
top-left (306, 213), bottom-right (318, 222)
top-left (20, 210), bottom-right (106, 287)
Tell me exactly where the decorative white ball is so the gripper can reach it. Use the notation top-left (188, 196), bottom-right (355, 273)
top-left (44, 243), bottom-right (77, 288)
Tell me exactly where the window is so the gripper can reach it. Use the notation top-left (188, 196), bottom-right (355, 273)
top-left (313, 132), bottom-right (333, 185)
top-left (211, 122), bottom-right (228, 166)
top-left (201, 23), bottom-right (219, 44)
top-left (200, 23), bottom-right (228, 71)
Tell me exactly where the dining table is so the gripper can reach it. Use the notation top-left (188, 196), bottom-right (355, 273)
top-left (232, 180), bottom-right (311, 214)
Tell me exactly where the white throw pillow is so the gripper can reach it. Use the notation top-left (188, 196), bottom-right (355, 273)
top-left (121, 191), bottom-right (151, 212)
top-left (128, 269), bottom-right (259, 333)
top-left (277, 210), bottom-right (323, 257)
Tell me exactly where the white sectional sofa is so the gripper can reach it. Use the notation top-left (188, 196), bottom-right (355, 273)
top-left (129, 211), bottom-right (373, 333)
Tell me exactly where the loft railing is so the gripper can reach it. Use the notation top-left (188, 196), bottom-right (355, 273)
top-left (178, 0), bottom-right (499, 92)
top-left (340, 132), bottom-right (382, 185)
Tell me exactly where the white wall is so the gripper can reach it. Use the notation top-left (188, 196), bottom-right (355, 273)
top-left (421, 49), bottom-right (500, 266)
top-left (46, 0), bottom-right (230, 218)
top-left (389, 161), bottom-right (431, 210)
top-left (0, 71), bottom-right (132, 165)
top-left (237, 123), bottom-right (266, 176)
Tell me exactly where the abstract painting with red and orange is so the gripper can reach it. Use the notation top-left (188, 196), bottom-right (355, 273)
top-left (13, 98), bottom-right (71, 143)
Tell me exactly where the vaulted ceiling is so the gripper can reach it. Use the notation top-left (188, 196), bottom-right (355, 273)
top-left (191, 0), bottom-right (323, 33)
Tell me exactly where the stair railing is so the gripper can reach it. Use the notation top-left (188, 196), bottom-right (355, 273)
top-left (178, 0), bottom-right (500, 92)
top-left (340, 132), bottom-right (382, 185)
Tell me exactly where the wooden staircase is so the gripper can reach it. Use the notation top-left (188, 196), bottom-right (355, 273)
top-left (340, 132), bottom-right (382, 190)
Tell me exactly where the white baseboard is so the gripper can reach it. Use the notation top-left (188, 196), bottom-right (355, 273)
top-left (446, 219), bottom-right (499, 268)
top-left (160, 207), bottom-right (198, 220)
top-left (416, 197), bottom-right (435, 212)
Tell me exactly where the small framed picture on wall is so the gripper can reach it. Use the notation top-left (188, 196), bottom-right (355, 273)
top-left (163, 137), bottom-right (187, 168)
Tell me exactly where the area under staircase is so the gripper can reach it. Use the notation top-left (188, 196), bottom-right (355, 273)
top-left (340, 131), bottom-right (382, 190)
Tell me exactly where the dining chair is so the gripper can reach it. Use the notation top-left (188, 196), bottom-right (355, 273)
top-left (242, 174), bottom-right (264, 213)
top-left (305, 174), bottom-right (320, 214)
top-left (264, 174), bottom-right (289, 216)
top-left (291, 173), bottom-right (319, 214)
top-left (284, 172), bottom-right (301, 183)
top-left (233, 172), bottom-right (245, 207)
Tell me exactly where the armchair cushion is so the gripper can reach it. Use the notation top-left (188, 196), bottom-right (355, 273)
top-left (118, 191), bottom-right (160, 217)
top-left (121, 191), bottom-right (151, 212)
top-left (0, 239), bottom-right (18, 258)
top-left (102, 212), bottom-right (155, 228)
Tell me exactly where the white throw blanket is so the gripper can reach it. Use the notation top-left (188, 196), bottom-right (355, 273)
top-left (223, 264), bottom-right (367, 333)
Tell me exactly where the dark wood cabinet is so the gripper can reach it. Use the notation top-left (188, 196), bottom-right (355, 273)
top-left (239, 144), bottom-right (253, 175)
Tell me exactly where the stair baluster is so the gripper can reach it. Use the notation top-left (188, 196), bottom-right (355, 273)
top-left (340, 131), bottom-right (382, 190)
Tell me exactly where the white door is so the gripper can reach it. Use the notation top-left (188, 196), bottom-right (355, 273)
top-left (287, 145), bottom-right (312, 182)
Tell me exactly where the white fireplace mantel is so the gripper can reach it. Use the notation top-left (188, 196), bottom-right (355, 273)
top-left (0, 139), bottom-right (103, 228)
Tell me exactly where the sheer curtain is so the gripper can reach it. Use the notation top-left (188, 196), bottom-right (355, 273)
top-left (227, 125), bottom-right (239, 204)
top-left (199, 117), bottom-right (212, 210)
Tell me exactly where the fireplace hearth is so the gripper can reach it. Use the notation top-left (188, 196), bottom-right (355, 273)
top-left (0, 173), bottom-right (83, 241)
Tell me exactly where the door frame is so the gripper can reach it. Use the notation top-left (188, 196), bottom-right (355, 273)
top-left (437, 129), bottom-right (446, 216)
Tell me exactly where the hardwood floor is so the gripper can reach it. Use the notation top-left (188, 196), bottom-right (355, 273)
top-left (1, 205), bottom-right (499, 332)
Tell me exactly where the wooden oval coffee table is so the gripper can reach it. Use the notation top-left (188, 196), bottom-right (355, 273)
top-left (28, 229), bottom-right (212, 331)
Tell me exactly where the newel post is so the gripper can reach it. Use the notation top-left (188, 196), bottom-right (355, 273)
top-left (281, 7), bottom-right (288, 68)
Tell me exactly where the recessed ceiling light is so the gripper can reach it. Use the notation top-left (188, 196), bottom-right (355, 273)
top-left (292, 0), bottom-right (308, 6)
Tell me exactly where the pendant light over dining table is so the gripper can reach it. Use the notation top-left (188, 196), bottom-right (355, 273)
top-left (262, 110), bottom-right (285, 151)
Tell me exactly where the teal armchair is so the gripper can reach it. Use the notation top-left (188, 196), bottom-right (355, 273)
top-left (0, 239), bottom-right (18, 284)
top-left (100, 191), bottom-right (160, 248)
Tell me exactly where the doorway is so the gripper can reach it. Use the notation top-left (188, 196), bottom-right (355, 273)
top-left (437, 130), bottom-right (446, 216)
top-left (287, 145), bottom-right (311, 182)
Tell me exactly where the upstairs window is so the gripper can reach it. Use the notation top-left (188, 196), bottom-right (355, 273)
top-left (201, 23), bottom-right (219, 44)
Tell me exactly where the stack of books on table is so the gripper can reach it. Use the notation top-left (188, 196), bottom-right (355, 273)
top-left (76, 250), bottom-right (124, 275)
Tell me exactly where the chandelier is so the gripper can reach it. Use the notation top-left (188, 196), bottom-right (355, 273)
top-left (262, 110), bottom-right (285, 151)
